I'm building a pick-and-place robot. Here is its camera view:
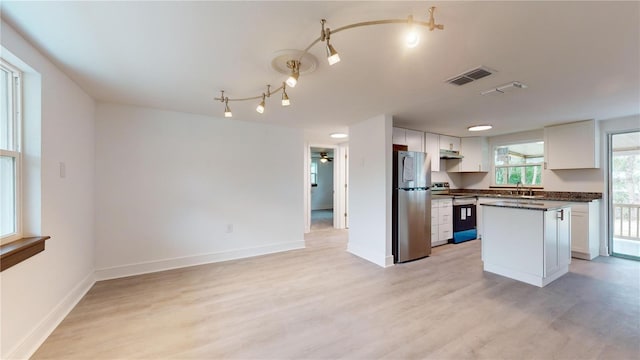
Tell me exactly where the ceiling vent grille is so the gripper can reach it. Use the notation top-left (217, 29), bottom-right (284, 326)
top-left (445, 66), bottom-right (495, 86)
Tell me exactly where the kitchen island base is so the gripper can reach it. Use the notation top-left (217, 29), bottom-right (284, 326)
top-left (481, 202), bottom-right (572, 288)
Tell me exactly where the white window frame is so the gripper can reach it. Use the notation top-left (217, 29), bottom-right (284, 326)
top-left (492, 140), bottom-right (544, 188)
top-left (1, 59), bottom-right (23, 244)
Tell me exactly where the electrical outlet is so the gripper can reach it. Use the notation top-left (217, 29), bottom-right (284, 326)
top-left (59, 162), bottom-right (66, 178)
top-left (226, 224), bottom-right (233, 233)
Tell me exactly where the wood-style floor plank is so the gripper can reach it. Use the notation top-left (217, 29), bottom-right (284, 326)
top-left (33, 229), bottom-right (640, 359)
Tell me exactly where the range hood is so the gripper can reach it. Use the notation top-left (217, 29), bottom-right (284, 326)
top-left (440, 149), bottom-right (464, 159)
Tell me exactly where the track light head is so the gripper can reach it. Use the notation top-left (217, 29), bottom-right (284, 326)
top-left (285, 60), bottom-right (300, 88)
top-left (406, 15), bottom-right (419, 48)
top-left (224, 98), bottom-right (232, 118)
top-left (326, 42), bottom-right (341, 65)
top-left (256, 94), bottom-right (266, 114)
top-left (281, 83), bottom-right (290, 107)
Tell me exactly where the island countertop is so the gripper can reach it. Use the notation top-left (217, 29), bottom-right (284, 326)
top-left (480, 200), bottom-right (574, 211)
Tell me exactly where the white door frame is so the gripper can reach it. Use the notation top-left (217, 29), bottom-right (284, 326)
top-left (304, 142), bottom-right (348, 233)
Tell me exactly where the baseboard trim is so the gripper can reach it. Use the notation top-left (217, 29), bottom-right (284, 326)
top-left (384, 255), bottom-right (395, 267)
top-left (95, 241), bottom-right (305, 281)
top-left (6, 271), bottom-right (95, 360)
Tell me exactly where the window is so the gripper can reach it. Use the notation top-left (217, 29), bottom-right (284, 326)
top-left (1, 59), bottom-right (22, 244)
top-left (310, 161), bottom-right (318, 187)
top-left (494, 141), bottom-right (544, 186)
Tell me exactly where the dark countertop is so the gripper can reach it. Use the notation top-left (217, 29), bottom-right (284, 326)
top-left (431, 190), bottom-right (601, 203)
top-left (481, 200), bottom-right (574, 211)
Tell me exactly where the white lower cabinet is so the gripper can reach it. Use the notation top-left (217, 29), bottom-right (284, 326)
top-left (482, 205), bottom-right (571, 287)
top-left (476, 197), bottom-right (494, 239)
top-left (571, 200), bottom-right (600, 260)
top-left (431, 198), bottom-right (452, 246)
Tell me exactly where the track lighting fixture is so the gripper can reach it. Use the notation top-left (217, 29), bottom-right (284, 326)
top-left (224, 98), bottom-right (232, 118)
top-left (285, 60), bottom-right (300, 88)
top-left (281, 82), bottom-right (291, 107)
top-left (405, 15), bottom-right (419, 48)
top-left (256, 94), bottom-right (266, 114)
top-left (214, 6), bottom-right (444, 116)
top-left (321, 19), bottom-right (341, 66)
top-left (219, 90), bottom-right (232, 118)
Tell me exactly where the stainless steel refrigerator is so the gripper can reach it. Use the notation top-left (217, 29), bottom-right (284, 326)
top-left (392, 151), bottom-right (431, 263)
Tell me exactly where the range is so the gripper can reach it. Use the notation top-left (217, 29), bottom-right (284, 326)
top-left (432, 182), bottom-right (478, 243)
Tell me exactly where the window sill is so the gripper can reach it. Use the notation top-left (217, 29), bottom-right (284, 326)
top-left (0, 236), bottom-right (50, 271)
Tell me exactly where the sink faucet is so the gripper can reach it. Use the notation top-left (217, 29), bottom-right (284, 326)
top-left (516, 181), bottom-right (522, 195)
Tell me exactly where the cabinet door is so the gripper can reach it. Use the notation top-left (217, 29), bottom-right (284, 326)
top-left (558, 208), bottom-right (571, 267)
top-left (545, 120), bottom-right (599, 169)
top-left (431, 203), bottom-right (439, 226)
top-left (425, 133), bottom-right (440, 172)
top-left (405, 129), bottom-right (425, 152)
top-left (392, 127), bottom-right (407, 145)
top-left (570, 210), bottom-right (589, 253)
top-left (544, 210), bottom-right (560, 277)
top-left (439, 135), bottom-right (460, 152)
top-left (544, 208), bottom-right (571, 277)
top-left (459, 137), bottom-right (489, 172)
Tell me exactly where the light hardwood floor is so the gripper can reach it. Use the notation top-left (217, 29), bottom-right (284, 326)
top-left (34, 230), bottom-right (639, 359)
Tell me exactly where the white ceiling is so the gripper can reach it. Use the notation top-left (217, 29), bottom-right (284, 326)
top-left (1, 1), bottom-right (639, 143)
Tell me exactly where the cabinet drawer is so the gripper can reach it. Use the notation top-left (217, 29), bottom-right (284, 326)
top-left (438, 199), bottom-right (453, 208)
top-left (439, 225), bottom-right (453, 241)
top-left (439, 212), bottom-right (451, 225)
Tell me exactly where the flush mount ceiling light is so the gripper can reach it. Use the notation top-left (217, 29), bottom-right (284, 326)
top-left (480, 81), bottom-right (528, 96)
top-left (468, 125), bottom-right (493, 132)
top-left (330, 132), bottom-right (348, 139)
top-left (215, 6), bottom-right (444, 117)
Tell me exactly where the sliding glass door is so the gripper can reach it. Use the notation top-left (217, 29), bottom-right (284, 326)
top-left (610, 131), bottom-right (640, 260)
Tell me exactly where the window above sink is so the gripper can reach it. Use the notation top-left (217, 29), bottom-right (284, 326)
top-left (494, 141), bottom-right (544, 187)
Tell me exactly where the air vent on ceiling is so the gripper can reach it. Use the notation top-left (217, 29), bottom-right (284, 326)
top-left (445, 66), bottom-right (495, 86)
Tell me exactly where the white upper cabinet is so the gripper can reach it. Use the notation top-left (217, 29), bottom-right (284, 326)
top-left (405, 129), bottom-right (425, 152)
top-left (460, 137), bottom-right (489, 172)
top-left (545, 120), bottom-right (600, 169)
top-left (392, 127), bottom-right (407, 146)
top-left (439, 135), bottom-right (460, 152)
top-left (425, 132), bottom-right (440, 172)
top-left (392, 127), bottom-right (424, 152)
top-left (446, 137), bottom-right (489, 173)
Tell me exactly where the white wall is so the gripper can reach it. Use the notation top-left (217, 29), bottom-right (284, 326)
top-left (461, 129), bottom-right (603, 192)
top-left (310, 159), bottom-right (334, 210)
top-left (94, 104), bottom-right (305, 279)
top-left (1, 21), bottom-right (96, 359)
top-left (348, 114), bottom-right (393, 267)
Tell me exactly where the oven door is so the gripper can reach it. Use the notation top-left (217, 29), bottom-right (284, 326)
top-left (453, 199), bottom-right (477, 243)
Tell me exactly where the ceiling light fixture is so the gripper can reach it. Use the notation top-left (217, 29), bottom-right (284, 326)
top-left (405, 15), bottom-right (420, 48)
top-left (281, 82), bottom-right (290, 107)
top-left (285, 60), bottom-right (300, 88)
top-left (321, 19), bottom-right (341, 65)
top-left (330, 132), bottom-right (348, 139)
top-left (256, 85), bottom-right (271, 114)
top-left (214, 7), bottom-right (444, 116)
top-left (224, 98), bottom-right (232, 118)
top-left (219, 90), bottom-right (232, 118)
top-left (468, 125), bottom-right (493, 131)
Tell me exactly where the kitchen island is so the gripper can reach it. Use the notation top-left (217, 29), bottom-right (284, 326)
top-left (481, 200), bottom-right (572, 287)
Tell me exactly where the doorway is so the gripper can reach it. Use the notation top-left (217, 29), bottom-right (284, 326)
top-left (310, 147), bottom-right (335, 231)
top-left (609, 131), bottom-right (640, 260)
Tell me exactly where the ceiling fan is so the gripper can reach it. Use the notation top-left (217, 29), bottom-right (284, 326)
top-left (319, 152), bottom-right (333, 163)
